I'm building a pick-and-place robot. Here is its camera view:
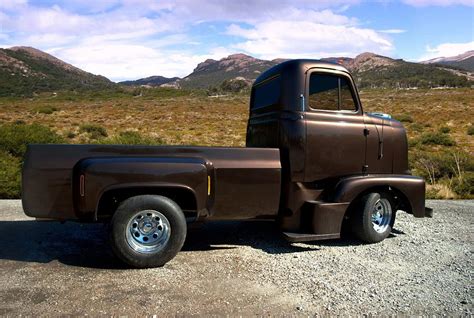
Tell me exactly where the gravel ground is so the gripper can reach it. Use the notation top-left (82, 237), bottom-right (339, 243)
top-left (0, 200), bottom-right (472, 316)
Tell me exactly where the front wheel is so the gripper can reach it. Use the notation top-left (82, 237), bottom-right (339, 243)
top-left (351, 192), bottom-right (396, 243)
top-left (109, 195), bottom-right (187, 268)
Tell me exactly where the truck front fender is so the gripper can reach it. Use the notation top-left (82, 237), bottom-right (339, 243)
top-left (331, 175), bottom-right (426, 217)
top-left (74, 157), bottom-right (208, 219)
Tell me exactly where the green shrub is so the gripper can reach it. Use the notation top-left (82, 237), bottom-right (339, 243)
top-left (394, 113), bottom-right (413, 123)
top-left (66, 131), bottom-right (76, 139)
top-left (99, 131), bottom-right (163, 145)
top-left (438, 126), bottom-right (451, 134)
top-left (409, 123), bottom-right (424, 133)
top-left (452, 172), bottom-right (474, 198)
top-left (419, 132), bottom-right (455, 146)
top-left (0, 150), bottom-right (21, 198)
top-left (0, 122), bottom-right (64, 157)
top-left (408, 138), bottom-right (419, 147)
top-left (79, 123), bottom-right (108, 139)
top-left (467, 125), bottom-right (474, 136)
top-left (425, 186), bottom-right (440, 199)
top-left (34, 105), bottom-right (59, 114)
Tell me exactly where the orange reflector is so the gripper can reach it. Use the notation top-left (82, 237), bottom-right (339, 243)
top-left (207, 175), bottom-right (211, 196)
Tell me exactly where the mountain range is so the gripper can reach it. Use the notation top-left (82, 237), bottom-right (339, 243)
top-left (0, 46), bottom-right (472, 96)
top-left (422, 50), bottom-right (474, 72)
top-left (124, 51), bottom-right (474, 90)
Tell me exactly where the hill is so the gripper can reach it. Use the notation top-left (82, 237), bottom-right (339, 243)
top-left (176, 53), bottom-right (279, 89)
top-left (119, 75), bottom-right (180, 87)
top-left (341, 52), bottom-right (472, 89)
top-left (0, 46), bottom-right (115, 96)
top-left (422, 50), bottom-right (474, 72)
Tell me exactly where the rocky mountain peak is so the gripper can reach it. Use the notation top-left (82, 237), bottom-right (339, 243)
top-left (347, 52), bottom-right (397, 72)
top-left (9, 46), bottom-right (83, 73)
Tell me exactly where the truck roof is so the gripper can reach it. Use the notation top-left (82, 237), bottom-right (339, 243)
top-left (254, 59), bottom-right (350, 86)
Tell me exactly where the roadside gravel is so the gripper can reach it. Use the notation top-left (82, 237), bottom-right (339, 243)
top-left (0, 200), bottom-right (472, 316)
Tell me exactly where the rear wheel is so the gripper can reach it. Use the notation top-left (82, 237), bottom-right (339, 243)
top-left (110, 195), bottom-right (186, 268)
top-left (351, 192), bottom-right (395, 243)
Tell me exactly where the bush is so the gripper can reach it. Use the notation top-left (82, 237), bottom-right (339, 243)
top-left (34, 106), bottom-right (59, 114)
top-left (0, 122), bottom-right (64, 157)
top-left (467, 125), bottom-right (474, 136)
top-left (419, 132), bottom-right (455, 146)
top-left (79, 123), bottom-right (108, 139)
top-left (394, 113), bottom-right (413, 123)
top-left (438, 126), bottom-right (451, 134)
top-left (452, 172), bottom-right (474, 198)
top-left (0, 150), bottom-right (21, 198)
top-left (99, 131), bottom-right (163, 145)
top-left (409, 123), bottom-right (424, 133)
top-left (66, 131), bottom-right (76, 139)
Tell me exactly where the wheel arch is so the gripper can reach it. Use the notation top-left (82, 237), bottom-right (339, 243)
top-left (342, 184), bottom-right (413, 220)
top-left (331, 175), bottom-right (425, 218)
top-left (95, 184), bottom-right (200, 221)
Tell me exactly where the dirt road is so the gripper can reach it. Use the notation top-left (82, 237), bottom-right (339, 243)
top-left (0, 200), bottom-right (472, 316)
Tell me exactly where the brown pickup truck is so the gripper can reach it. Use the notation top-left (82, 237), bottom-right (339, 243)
top-left (22, 59), bottom-right (431, 268)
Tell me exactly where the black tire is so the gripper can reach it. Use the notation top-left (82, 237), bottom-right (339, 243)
top-left (351, 192), bottom-right (395, 243)
top-left (109, 195), bottom-right (186, 268)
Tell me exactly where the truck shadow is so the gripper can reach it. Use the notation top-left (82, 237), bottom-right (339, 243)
top-left (0, 220), bottom-right (402, 269)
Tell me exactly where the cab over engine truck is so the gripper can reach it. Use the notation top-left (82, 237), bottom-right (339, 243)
top-left (22, 60), bottom-right (431, 268)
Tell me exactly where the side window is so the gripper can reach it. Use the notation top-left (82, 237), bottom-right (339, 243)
top-left (252, 76), bottom-right (281, 110)
top-left (308, 73), bottom-right (357, 112)
top-left (308, 74), bottom-right (338, 111)
top-left (340, 77), bottom-right (357, 111)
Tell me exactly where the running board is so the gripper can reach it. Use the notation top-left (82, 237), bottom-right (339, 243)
top-left (282, 232), bottom-right (340, 243)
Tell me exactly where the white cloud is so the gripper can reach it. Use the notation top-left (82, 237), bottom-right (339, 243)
top-left (402, 0), bottom-right (473, 6)
top-left (379, 29), bottom-right (406, 34)
top-left (0, 0), bottom-right (27, 10)
top-left (419, 41), bottom-right (474, 61)
top-left (48, 43), bottom-right (236, 81)
top-left (0, 0), bottom-right (397, 80)
top-left (227, 19), bottom-right (393, 59)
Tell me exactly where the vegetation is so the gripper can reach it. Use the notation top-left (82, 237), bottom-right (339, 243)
top-left (353, 62), bottom-right (473, 89)
top-left (419, 132), bottom-right (455, 146)
top-left (393, 113), bottom-right (413, 123)
top-left (207, 78), bottom-right (250, 95)
top-left (98, 131), bottom-right (164, 145)
top-left (0, 122), bottom-right (64, 157)
top-left (33, 105), bottom-right (59, 114)
top-left (0, 87), bottom-right (472, 199)
top-left (0, 48), bottom-right (115, 97)
top-left (79, 123), bottom-right (108, 139)
top-left (468, 125), bottom-right (474, 136)
top-left (0, 150), bottom-right (21, 199)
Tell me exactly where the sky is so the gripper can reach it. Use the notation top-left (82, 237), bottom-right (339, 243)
top-left (0, 0), bottom-right (473, 82)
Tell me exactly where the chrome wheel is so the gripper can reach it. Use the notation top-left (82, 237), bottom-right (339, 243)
top-left (126, 210), bottom-right (171, 254)
top-left (371, 198), bottom-right (392, 233)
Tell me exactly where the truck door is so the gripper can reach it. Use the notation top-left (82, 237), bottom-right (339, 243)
top-left (304, 69), bottom-right (367, 182)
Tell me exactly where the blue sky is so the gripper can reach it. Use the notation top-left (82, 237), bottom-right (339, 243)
top-left (0, 0), bottom-right (473, 81)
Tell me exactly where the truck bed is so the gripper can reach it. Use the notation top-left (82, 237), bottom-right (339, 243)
top-left (22, 144), bottom-right (282, 221)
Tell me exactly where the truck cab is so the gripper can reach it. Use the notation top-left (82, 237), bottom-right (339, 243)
top-left (247, 60), bottom-right (425, 238)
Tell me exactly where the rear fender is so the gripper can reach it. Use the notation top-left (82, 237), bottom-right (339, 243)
top-left (74, 157), bottom-right (208, 219)
top-left (330, 175), bottom-right (426, 217)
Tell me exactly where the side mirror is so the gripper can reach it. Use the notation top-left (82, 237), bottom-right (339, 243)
top-left (368, 112), bottom-right (391, 119)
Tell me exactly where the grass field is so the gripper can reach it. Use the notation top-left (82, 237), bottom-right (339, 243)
top-left (0, 87), bottom-right (472, 199)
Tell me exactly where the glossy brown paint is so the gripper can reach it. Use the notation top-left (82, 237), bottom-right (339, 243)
top-left (330, 174), bottom-right (426, 217)
top-left (22, 59), bottom-right (427, 241)
top-left (22, 145), bottom-right (281, 220)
